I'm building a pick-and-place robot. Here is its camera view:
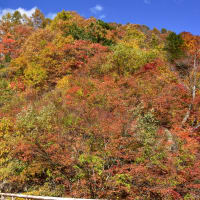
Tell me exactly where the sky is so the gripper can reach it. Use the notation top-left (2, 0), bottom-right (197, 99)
top-left (0, 0), bottom-right (199, 35)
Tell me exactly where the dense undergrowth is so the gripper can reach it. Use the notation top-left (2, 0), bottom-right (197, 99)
top-left (0, 9), bottom-right (200, 199)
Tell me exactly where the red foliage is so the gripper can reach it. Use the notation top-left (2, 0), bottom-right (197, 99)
top-left (10, 79), bottom-right (25, 91)
top-left (63, 40), bottom-right (109, 72)
top-left (0, 33), bottom-right (17, 59)
top-left (143, 61), bottom-right (157, 71)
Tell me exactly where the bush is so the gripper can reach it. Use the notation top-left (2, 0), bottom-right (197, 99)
top-left (0, 79), bottom-right (13, 107)
top-left (24, 63), bottom-right (47, 88)
top-left (102, 43), bottom-right (158, 75)
top-left (16, 103), bottom-right (56, 134)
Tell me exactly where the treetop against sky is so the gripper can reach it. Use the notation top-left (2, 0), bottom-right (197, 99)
top-left (0, 0), bottom-right (199, 35)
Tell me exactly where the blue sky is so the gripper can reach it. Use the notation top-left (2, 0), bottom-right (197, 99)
top-left (0, 0), bottom-right (199, 35)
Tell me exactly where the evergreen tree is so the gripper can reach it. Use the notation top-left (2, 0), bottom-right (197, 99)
top-left (165, 32), bottom-right (184, 61)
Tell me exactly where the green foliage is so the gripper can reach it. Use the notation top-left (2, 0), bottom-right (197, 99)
top-left (16, 106), bottom-right (38, 133)
top-left (161, 28), bottom-right (167, 34)
top-left (54, 10), bottom-right (72, 21)
top-left (5, 54), bottom-right (11, 63)
top-left (123, 26), bottom-right (146, 47)
top-left (0, 79), bottom-right (13, 106)
top-left (165, 32), bottom-right (185, 61)
top-left (184, 193), bottom-right (195, 200)
top-left (65, 24), bottom-right (87, 40)
top-left (137, 112), bottom-right (158, 141)
top-left (25, 183), bottom-right (65, 197)
top-left (0, 118), bottom-right (13, 137)
top-left (149, 33), bottom-right (160, 49)
top-left (136, 112), bottom-right (159, 160)
top-left (103, 42), bottom-right (157, 75)
top-left (79, 154), bottom-right (104, 174)
top-left (62, 113), bottom-right (80, 128)
top-left (16, 103), bottom-right (56, 133)
top-left (75, 154), bottom-right (104, 180)
top-left (65, 22), bottom-right (114, 46)
top-left (114, 174), bottom-right (132, 191)
top-left (97, 19), bottom-right (114, 30)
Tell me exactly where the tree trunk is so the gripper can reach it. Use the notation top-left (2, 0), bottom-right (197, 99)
top-left (182, 54), bottom-right (198, 126)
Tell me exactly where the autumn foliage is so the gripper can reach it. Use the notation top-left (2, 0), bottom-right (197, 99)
top-left (0, 9), bottom-right (200, 200)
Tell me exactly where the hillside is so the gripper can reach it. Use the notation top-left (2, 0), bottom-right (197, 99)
top-left (0, 9), bottom-right (200, 199)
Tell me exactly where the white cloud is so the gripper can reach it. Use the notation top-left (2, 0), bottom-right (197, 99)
top-left (0, 7), bottom-right (56, 20)
top-left (0, 7), bottom-right (37, 18)
top-left (90, 4), bottom-right (103, 14)
top-left (90, 4), bottom-right (106, 19)
top-left (95, 5), bottom-right (103, 11)
top-left (46, 12), bottom-right (56, 19)
top-left (144, 0), bottom-right (151, 4)
top-left (99, 14), bottom-right (106, 19)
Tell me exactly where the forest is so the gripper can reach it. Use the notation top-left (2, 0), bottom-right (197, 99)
top-left (0, 8), bottom-right (200, 200)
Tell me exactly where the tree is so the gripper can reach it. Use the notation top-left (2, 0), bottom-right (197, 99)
top-left (0, 33), bottom-right (16, 62)
top-left (31, 8), bottom-right (46, 29)
top-left (22, 14), bottom-right (33, 26)
top-left (165, 32), bottom-right (184, 62)
top-left (11, 11), bottom-right (22, 25)
top-left (161, 28), bottom-right (167, 34)
top-left (180, 32), bottom-right (200, 127)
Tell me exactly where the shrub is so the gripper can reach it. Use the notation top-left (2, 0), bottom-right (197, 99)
top-left (0, 79), bottom-right (13, 107)
top-left (16, 103), bottom-right (56, 134)
top-left (24, 63), bottom-right (47, 88)
top-left (102, 43), bottom-right (157, 75)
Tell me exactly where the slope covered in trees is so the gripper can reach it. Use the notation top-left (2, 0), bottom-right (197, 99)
top-left (0, 9), bottom-right (200, 199)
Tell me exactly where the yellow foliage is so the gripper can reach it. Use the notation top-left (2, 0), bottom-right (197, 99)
top-left (103, 42), bottom-right (158, 75)
top-left (22, 29), bottom-right (56, 60)
top-left (24, 64), bottom-right (47, 87)
top-left (0, 118), bottom-right (14, 170)
top-left (52, 34), bottom-right (74, 48)
top-left (56, 75), bottom-right (71, 89)
top-left (10, 55), bottom-right (28, 75)
top-left (123, 25), bottom-right (146, 48)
